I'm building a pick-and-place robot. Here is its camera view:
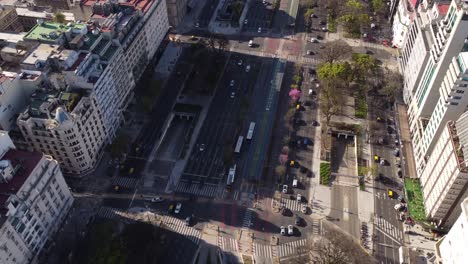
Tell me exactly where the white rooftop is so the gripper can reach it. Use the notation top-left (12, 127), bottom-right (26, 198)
top-left (15, 8), bottom-right (75, 21)
top-left (0, 32), bottom-right (26, 43)
top-left (22, 44), bottom-right (60, 65)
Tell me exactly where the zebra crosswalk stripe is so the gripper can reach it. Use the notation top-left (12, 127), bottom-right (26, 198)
top-left (277, 239), bottom-right (308, 258)
top-left (281, 198), bottom-right (303, 212)
top-left (253, 243), bottom-right (272, 258)
top-left (113, 177), bottom-right (137, 188)
top-left (162, 215), bottom-right (201, 244)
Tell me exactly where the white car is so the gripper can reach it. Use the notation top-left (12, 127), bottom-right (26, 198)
top-left (282, 185), bottom-right (288, 194)
top-left (310, 38), bottom-right (318, 43)
top-left (238, 59), bottom-right (243, 66)
top-left (230, 91), bottom-right (236, 98)
top-left (280, 226), bottom-right (286, 235)
top-left (245, 65), bottom-right (251, 72)
top-left (380, 159), bottom-right (385, 165)
top-left (199, 144), bottom-right (206, 151)
top-left (248, 40), bottom-right (253, 47)
top-left (258, 27), bottom-right (262, 33)
top-left (175, 203), bottom-right (182, 214)
top-left (244, 19), bottom-right (248, 25)
top-left (230, 80), bottom-right (235, 86)
top-left (301, 205), bottom-right (307, 214)
top-left (151, 197), bottom-right (164, 203)
top-left (296, 194), bottom-right (302, 202)
top-left (288, 225), bottom-right (294, 235)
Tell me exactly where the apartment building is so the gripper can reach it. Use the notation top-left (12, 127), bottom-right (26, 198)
top-left (0, 131), bottom-right (73, 264)
top-left (166, 0), bottom-right (189, 26)
top-left (16, 8), bottom-right (75, 31)
top-left (399, 0), bottom-right (450, 104)
top-left (21, 0), bottom-right (169, 140)
top-left (406, 0), bottom-right (468, 175)
top-left (435, 197), bottom-right (468, 263)
top-left (392, 0), bottom-right (419, 48)
top-left (419, 118), bottom-right (468, 226)
top-left (17, 88), bottom-right (107, 176)
top-left (0, 70), bottom-right (43, 131)
top-left (0, 7), bottom-right (24, 33)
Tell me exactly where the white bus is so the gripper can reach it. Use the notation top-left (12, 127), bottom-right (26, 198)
top-left (246, 122), bottom-right (256, 140)
top-left (234, 136), bottom-right (244, 154)
top-left (226, 164), bottom-right (236, 189)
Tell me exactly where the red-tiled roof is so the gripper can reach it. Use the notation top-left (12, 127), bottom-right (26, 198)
top-left (0, 150), bottom-right (43, 206)
top-left (437, 4), bottom-right (450, 15)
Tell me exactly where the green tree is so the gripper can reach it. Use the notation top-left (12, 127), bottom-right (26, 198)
top-left (351, 53), bottom-right (376, 82)
top-left (304, 8), bottom-right (315, 26)
top-left (320, 82), bottom-right (345, 125)
top-left (372, 0), bottom-right (385, 14)
top-left (54, 12), bottom-right (66, 24)
top-left (317, 62), bottom-right (353, 87)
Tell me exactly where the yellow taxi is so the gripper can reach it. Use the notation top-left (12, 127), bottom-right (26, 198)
top-left (387, 189), bottom-right (394, 198)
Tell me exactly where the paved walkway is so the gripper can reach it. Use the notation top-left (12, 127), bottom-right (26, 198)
top-left (396, 104), bottom-right (417, 179)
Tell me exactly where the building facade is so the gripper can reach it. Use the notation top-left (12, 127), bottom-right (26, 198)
top-left (436, 197), bottom-right (468, 263)
top-left (166, 0), bottom-right (188, 27)
top-left (406, 0), bottom-right (468, 176)
top-left (0, 131), bottom-right (73, 264)
top-left (0, 7), bottom-right (24, 33)
top-left (419, 119), bottom-right (468, 226)
top-left (17, 89), bottom-right (107, 175)
top-left (392, 0), bottom-right (419, 48)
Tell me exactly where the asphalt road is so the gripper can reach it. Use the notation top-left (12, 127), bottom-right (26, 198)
top-left (243, 0), bottom-right (275, 32)
top-left (180, 53), bottom-right (262, 187)
top-left (370, 96), bottom-right (405, 263)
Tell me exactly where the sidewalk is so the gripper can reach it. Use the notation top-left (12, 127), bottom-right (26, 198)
top-left (396, 104), bottom-right (417, 179)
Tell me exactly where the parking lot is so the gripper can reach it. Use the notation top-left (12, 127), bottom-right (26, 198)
top-left (243, 0), bottom-right (275, 33)
top-left (179, 53), bottom-right (263, 190)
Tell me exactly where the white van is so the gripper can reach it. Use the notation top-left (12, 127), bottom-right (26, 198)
top-left (292, 179), bottom-right (298, 188)
top-left (248, 40), bottom-right (253, 47)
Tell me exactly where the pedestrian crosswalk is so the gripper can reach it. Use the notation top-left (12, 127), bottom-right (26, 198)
top-left (253, 243), bottom-right (275, 258)
top-left (374, 216), bottom-right (403, 244)
top-left (174, 182), bottom-right (223, 198)
top-left (311, 218), bottom-right (321, 235)
top-left (162, 215), bottom-right (201, 244)
top-left (286, 55), bottom-right (319, 65)
top-left (277, 238), bottom-right (308, 258)
top-left (281, 198), bottom-right (303, 212)
top-left (112, 177), bottom-right (137, 189)
top-left (242, 208), bottom-right (254, 228)
top-left (96, 206), bottom-right (127, 220)
top-left (218, 236), bottom-right (239, 253)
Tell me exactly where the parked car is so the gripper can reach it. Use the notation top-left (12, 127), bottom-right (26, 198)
top-left (282, 185), bottom-right (288, 194)
top-left (168, 203), bottom-right (175, 213)
top-left (301, 205), bottom-right (307, 214)
top-left (185, 216), bottom-right (192, 226)
top-left (280, 226), bottom-right (286, 235)
top-left (199, 144), bottom-right (206, 152)
top-left (394, 148), bottom-right (400, 157)
top-left (175, 203), bottom-right (182, 214)
top-left (288, 225), bottom-right (294, 235)
top-left (296, 194), bottom-right (302, 202)
top-left (306, 50), bottom-right (314, 55)
top-left (151, 197), bottom-right (164, 203)
top-left (295, 216), bottom-right (301, 225)
top-left (237, 59), bottom-right (243, 66)
top-left (258, 27), bottom-right (262, 33)
top-left (310, 38), bottom-right (318, 43)
top-left (230, 80), bottom-right (235, 86)
top-left (245, 65), bottom-right (251, 72)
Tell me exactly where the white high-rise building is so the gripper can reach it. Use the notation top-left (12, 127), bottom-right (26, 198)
top-left (21, 0), bottom-right (169, 141)
top-left (406, 0), bottom-right (468, 175)
top-left (17, 89), bottom-right (107, 176)
top-left (0, 131), bottom-right (73, 264)
top-left (419, 118), bottom-right (468, 226)
top-left (435, 197), bottom-right (468, 263)
top-left (399, 0), bottom-right (450, 104)
top-left (392, 0), bottom-right (419, 48)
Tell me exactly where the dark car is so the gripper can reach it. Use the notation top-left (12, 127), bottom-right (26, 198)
top-left (308, 68), bottom-right (316, 74)
top-left (295, 216), bottom-right (302, 225)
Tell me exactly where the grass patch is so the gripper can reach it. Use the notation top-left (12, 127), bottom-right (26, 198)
top-left (328, 17), bottom-right (337, 33)
top-left (354, 91), bottom-right (368, 118)
top-left (320, 162), bottom-right (331, 185)
top-left (405, 178), bottom-right (426, 222)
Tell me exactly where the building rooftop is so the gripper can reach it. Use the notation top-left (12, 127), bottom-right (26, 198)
top-left (24, 22), bottom-right (86, 42)
top-left (22, 43), bottom-right (60, 66)
top-left (16, 8), bottom-right (75, 21)
top-left (83, 0), bottom-right (156, 15)
top-left (437, 4), bottom-right (450, 15)
top-left (0, 150), bottom-right (42, 206)
top-left (21, 89), bottom-right (83, 121)
top-left (0, 71), bottom-right (17, 84)
top-left (0, 32), bottom-right (26, 43)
